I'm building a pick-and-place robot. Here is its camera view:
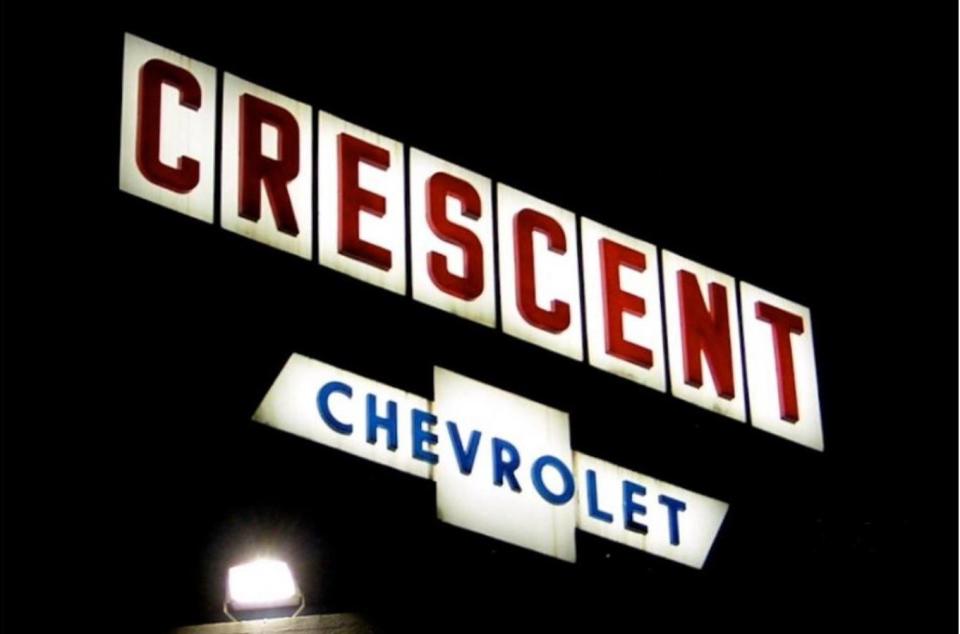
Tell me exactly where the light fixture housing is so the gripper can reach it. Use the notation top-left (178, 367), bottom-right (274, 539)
top-left (224, 558), bottom-right (304, 621)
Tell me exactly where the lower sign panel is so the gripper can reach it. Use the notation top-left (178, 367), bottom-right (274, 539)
top-left (254, 353), bottom-right (729, 568)
top-left (573, 453), bottom-right (728, 569)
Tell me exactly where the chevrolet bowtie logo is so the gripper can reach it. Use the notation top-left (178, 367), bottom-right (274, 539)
top-left (254, 353), bottom-right (729, 568)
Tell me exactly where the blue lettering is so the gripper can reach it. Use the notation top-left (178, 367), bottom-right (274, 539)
top-left (586, 469), bottom-right (613, 523)
top-left (445, 421), bottom-right (481, 475)
top-left (316, 381), bottom-right (353, 435)
top-left (658, 494), bottom-right (687, 546)
top-left (366, 393), bottom-right (398, 451)
top-left (623, 480), bottom-right (647, 534)
top-left (531, 455), bottom-right (575, 505)
top-left (492, 437), bottom-right (522, 492)
top-left (411, 409), bottom-right (439, 464)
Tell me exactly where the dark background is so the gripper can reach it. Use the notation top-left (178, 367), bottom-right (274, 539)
top-left (2, 6), bottom-right (957, 633)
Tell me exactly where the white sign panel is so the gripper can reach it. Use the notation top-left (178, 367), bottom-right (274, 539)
top-left (497, 184), bottom-right (583, 360)
top-left (433, 367), bottom-right (576, 562)
top-left (581, 218), bottom-right (666, 392)
top-left (119, 34), bottom-right (827, 452)
top-left (573, 452), bottom-right (728, 569)
top-left (254, 353), bottom-right (729, 567)
top-left (662, 251), bottom-right (746, 422)
top-left (318, 112), bottom-right (406, 295)
top-left (253, 354), bottom-right (433, 479)
top-left (740, 282), bottom-right (823, 451)
top-left (119, 33), bottom-right (216, 223)
top-left (409, 149), bottom-right (496, 327)
top-left (220, 74), bottom-right (313, 259)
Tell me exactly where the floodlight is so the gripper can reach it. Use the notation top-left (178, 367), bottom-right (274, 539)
top-left (224, 558), bottom-right (304, 621)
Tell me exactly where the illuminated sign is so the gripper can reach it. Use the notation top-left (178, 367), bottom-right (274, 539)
top-left (255, 354), bottom-right (729, 568)
top-left (118, 33), bottom-right (823, 451)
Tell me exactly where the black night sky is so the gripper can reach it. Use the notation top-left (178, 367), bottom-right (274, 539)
top-left (2, 7), bottom-right (957, 633)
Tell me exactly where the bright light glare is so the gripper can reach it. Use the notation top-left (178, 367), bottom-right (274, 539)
top-left (227, 559), bottom-right (299, 609)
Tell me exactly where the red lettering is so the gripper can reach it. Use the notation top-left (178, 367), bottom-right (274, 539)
top-left (426, 173), bottom-right (484, 300)
top-left (514, 209), bottom-right (570, 333)
top-left (600, 239), bottom-right (652, 368)
top-left (136, 59), bottom-right (201, 193)
top-left (755, 302), bottom-right (805, 422)
top-left (677, 270), bottom-right (735, 399)
top-left (238, 94), bottom-right (300, 236)
top-left (338, 133), bottom-right (392, 270)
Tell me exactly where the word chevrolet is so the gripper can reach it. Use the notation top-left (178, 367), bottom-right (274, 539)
top-left (120, 34), bottom-right (823, 451)
top-left (256, 353), bottom-right (729, 568)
